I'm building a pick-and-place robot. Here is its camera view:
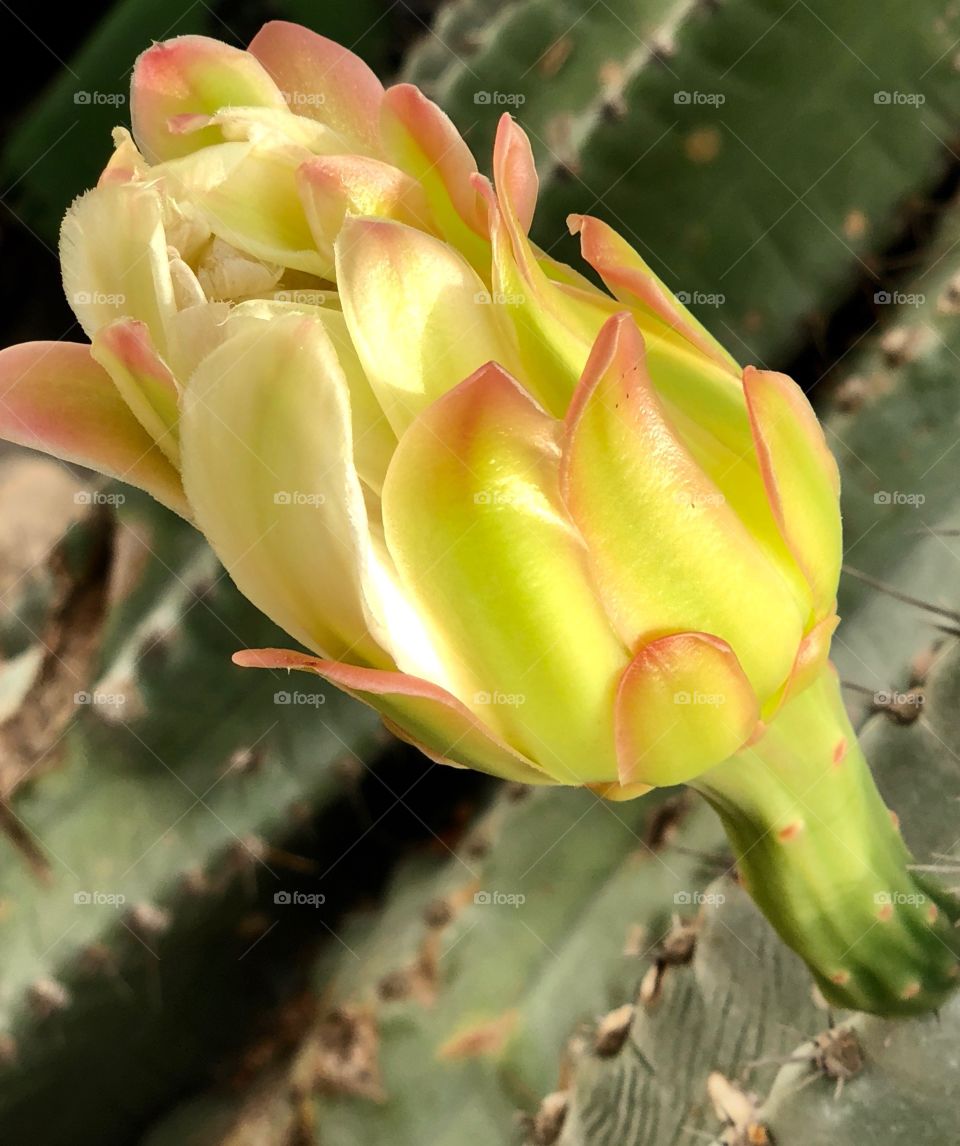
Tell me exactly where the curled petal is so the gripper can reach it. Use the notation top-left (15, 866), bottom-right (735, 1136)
top-left (562, 314), bottom-right (804, 703)
top-left (492, 114), bottom-right (538, 235)
top-left (616, 633), bottom-right (759, 787)
top-left (248, 21), bottom-right (384, 156)
top-left (382, 360), bottom-right (627, 785)
top-left (98, 128), bottom-right (149, 186)
top-left (569, 214), bottom-right (739, 374)
top-left (131, 35), bottom-right (287, 163)
top-left (233, 648), bottom-right (553, 785)
top-left (297, 155), bottom-right (433, 266)
top-left (90, 319), bottom-right (180, 467)
top-left (0, 341), bottom-right (186, 515)
top-left (169, 105), bottom-right (349, 154)
top-left (335, 216), bottom-right (519, 436)
top-left (381, 84), bottom-right (487, 265)
top-left (156, 142), bottom-right (327, 276)
top-left (227, 299), bottom-right (398, 496)
top-left (180, 312), bottom-right (388, 666)
top-left (60, 182), bottom-right (176, 350)
top-left (743, 367), bottom-right (842, 618)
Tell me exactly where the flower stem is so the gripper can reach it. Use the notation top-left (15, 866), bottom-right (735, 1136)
top-left (691, 667), bottom-right (960, 1015)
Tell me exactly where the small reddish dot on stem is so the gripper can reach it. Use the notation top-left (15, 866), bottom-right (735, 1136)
top-left (777, 820), bottom-right (804, 843)
top-left (832, 737), bottom-right (847, 765)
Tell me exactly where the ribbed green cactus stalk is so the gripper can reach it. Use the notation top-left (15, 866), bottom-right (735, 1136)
top-left (693, 668), bottom-right (960, 1015)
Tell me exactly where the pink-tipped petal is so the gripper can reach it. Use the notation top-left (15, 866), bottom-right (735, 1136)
top-left (297, 154), bottom-right (433, 266)
top-left (743, 367), bottom-right (842, 618)
top-left (90, 319), bottom-right (180, 467)
top-left (335, 215), bottom-right (518, 436)
top-left (232, 647), bottom-right (552, 785)
top-left (616, 632), bottom-right (759, 787)
top-left (562, 314), bottom-right (804, 704)
top-left (131, 35), bottom-right (287, 163)
top-left (569, 214), bottom-right (739, 374)
top-left (492, 115), bottom-right (538, 235)
top-left (381, 84), bottom-right (487, 265)
top-left (382, 359), bottom-right (627, 785)
top-left (0, 341), bottom-right (186, 515)
top-left (777, 613), bottom-right (840, 712)
top-left (248, 21), bottom-right (384, 155)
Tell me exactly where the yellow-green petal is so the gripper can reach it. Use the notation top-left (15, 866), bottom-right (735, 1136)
top-left (382, 359), bottom-right (628, 784)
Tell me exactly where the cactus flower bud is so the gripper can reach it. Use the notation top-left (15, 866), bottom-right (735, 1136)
top-left (0, 23), bottom-right (956, 1016)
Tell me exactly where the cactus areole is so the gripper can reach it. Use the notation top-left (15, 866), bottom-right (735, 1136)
top-left (0, 22), bottom-right (956, 1017)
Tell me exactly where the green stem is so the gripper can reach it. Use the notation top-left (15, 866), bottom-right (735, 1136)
top-left (691, 667), bottom-right (960, 1016)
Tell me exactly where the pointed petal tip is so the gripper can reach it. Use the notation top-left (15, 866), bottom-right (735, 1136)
top-left (232, 646), bottom-right (552, 784)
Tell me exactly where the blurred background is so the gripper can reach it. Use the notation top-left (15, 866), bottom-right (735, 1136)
top-left (2, 2), bottom-right (960, 1144)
